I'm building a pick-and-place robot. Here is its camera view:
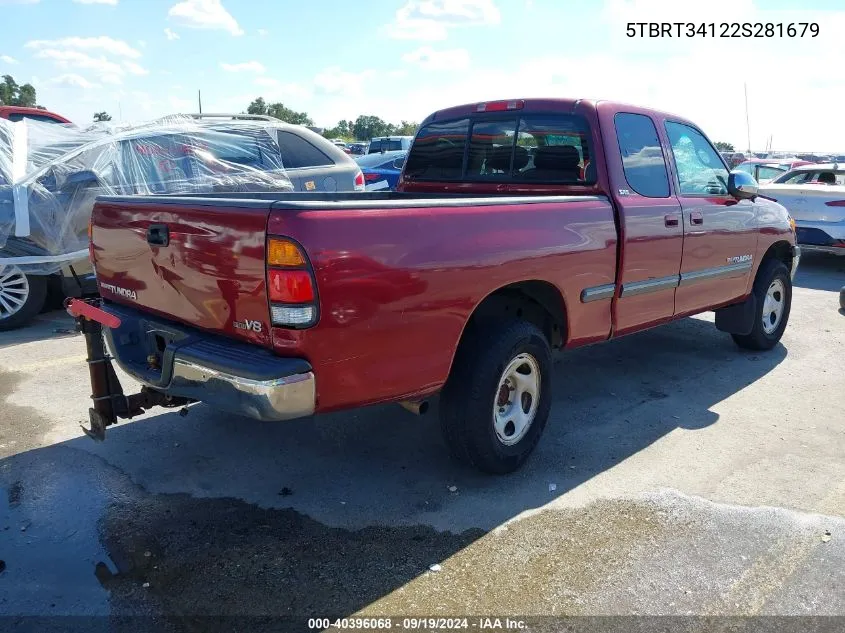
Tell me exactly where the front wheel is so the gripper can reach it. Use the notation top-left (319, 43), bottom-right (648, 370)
top-left (439, 320), bottom-right (553, 474)
top-left (0, 265), bottom-right (48, 331)
top-left (731, 259), bottom-right (792, 351)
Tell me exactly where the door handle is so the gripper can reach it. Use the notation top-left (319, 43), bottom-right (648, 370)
top-left (664, 214), bottom-right (679, 227)
top-left (690, 211), bottom-right (704, 225)
top-left (146, 223), bottom-right (169, 247)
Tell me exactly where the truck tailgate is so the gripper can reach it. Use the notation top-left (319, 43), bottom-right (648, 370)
top-left (91, 198), bottom-right (272, 346)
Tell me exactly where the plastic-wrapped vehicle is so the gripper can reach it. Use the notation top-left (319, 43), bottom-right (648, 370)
top-left (0, 115), bottom-right (363, 330)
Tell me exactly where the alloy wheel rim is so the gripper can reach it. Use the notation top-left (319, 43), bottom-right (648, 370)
top-left (762, 278), bottom-right (785, 335)
top-left (493, 353), bottom-right (541, 446)
top-left (0, 265), bottom-right (29, 320)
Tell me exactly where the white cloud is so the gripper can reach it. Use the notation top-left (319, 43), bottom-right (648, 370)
top-left (26, 36), bottom-right (141, 58)
top-left (0, 55), bottom-right (18, 64)
top-left (257, 28), bottom-right (269, 36)
top-left (48, 73), bottom-right (99, 89)
top-left (220, 60), bottom-right (265, 73)
top-left (34, 49), bottom-right (125, 83)
top-left (72, 0), bottom-right (118, 4)
top-left (164, 28), bottom-right (180, 40)
top-left (402, 46), bottom-right (470, 70)
top-left (388, 0), bottom-right (500, 40)
top-left (313, 67), bottom-right (375, 98)
top-left (168, 0), bottom-right (244, 36)
top-left (123, 61), bottom-right (149, 75)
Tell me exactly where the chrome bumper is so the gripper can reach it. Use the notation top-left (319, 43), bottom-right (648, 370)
top-left (168, 357), bottom-right (316, 422)
top-left (792, 245), bottom-right (801, 279)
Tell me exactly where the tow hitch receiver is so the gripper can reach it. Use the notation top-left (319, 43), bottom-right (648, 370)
top-left (67, 299), bottom-right (193, 441)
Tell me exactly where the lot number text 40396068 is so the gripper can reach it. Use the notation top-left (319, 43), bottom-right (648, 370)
top-left (626, 22), bottom-right (819, 38)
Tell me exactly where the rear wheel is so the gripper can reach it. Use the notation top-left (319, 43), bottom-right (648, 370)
top-left (0, 265), bottom-right (48, 331)
top-left (731, 259), bottom-right (792, 351)
top-left (439, 320), bottom-right (553, 474)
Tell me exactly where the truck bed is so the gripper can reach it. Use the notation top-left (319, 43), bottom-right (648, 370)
top-left (91, 190), bottom-right (618, 411)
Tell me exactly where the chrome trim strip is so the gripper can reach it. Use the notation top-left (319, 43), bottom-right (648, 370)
top-left (580, 283), bottom-right (616, 303)
top-left (679, 261), bottom-right (752, 286)
top-left (620, 275), bottom-right (680, 298)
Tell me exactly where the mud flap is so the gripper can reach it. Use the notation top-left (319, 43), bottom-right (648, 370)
top-left (715, 294), bottom-right (757, 335)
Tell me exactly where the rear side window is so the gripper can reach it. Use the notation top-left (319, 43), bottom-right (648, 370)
top-left (405, 114), bottom-right (593, 184)
top-left (276, 131), bottom-right (333, 169)
top-left (614, 113), bottom-right (670, 198)
top-left (404, 118), bottom-right (469, 180)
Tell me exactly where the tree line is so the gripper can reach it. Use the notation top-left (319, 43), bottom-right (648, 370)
top-left (0, 75), bottom-right (39, 108)
top-left (246, 97), bottom-right (417, 140)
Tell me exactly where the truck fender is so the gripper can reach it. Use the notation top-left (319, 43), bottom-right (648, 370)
top-left (715, 294), bottom-right (757, 335)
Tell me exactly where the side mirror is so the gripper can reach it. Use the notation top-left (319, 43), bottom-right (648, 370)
top-left (728, 170), bottom-right (758, 200)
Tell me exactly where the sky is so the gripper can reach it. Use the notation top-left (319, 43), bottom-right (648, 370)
top-left (1, 0), bottom-right (844, 151)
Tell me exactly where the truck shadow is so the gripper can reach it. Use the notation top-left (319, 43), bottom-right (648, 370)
top-left (1, 316), bottom-right (786, 627)
top-left (792, 251), bottom-right (845, 292)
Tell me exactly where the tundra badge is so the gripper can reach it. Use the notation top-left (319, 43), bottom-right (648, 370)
top-left (99, 282), bottom-right (137, 301)
top-left (726, 254), bottom-right (753, 264)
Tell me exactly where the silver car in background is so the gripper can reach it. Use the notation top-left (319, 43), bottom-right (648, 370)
top-left (758, 163), bottom-right (845, 255)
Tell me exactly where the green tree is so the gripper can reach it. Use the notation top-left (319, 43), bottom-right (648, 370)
top-left (266, 102), bottom-right (313, 126)
top-left (0, 75), bottom-right (38, 107)
top-left (714, 141), bottom-right (734, 152)
top-left (246, 97), bottom-right (267, 115)
top-left (393, 120), bottom-right (418, 136)
top-left (93, 111), bottom-right (113, 122)
top-left (352, 115), bottom-right (394, 141)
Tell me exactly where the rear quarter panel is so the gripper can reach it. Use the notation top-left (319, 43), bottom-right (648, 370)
top-left (268, 199), bottom-right (617, 411)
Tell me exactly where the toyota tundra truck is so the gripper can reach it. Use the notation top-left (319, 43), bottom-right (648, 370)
top-left (68, 98), bottom-right (799, 474)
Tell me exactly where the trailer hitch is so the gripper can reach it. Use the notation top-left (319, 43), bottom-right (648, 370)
top-left (67, 299), bottom-right (193, 441)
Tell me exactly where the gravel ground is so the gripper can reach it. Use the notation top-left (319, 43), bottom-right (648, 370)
top-left (0, 252), bottom-right (843, 632)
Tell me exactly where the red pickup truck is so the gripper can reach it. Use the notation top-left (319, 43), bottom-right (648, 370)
top-left (70, 98), bottom-right (799, 474)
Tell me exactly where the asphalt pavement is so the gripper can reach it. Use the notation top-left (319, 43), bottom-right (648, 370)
top-left (0, 252), bottom-right (843, 632)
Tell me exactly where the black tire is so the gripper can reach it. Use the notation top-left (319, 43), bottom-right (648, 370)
top-left (731, 259), bottom-right (792, 351)
top-left (839, 286), bottom-right (845, 311)
top-left (0, 270), bottom-right (48, 332)
top-left (439, 320), bottom-right (553, 474)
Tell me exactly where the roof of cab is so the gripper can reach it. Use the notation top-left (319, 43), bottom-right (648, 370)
top-left (422, 98), bottom-right (700, 128)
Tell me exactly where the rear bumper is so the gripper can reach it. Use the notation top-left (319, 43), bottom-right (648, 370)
top-left (795, 220), bottom-right (845, 255)
top-left (101, 303), bottom-right (315, 421)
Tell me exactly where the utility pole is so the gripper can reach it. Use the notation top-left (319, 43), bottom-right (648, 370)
top-left (198, 89), bottom-right (202, 114)
top-left (744, 83), bottom-right (751, 153)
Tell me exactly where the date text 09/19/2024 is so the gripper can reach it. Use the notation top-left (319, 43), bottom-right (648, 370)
top-left (626, 22), bottom-right (819, 38)
top-left (307, 618), bottom-right (527, 630)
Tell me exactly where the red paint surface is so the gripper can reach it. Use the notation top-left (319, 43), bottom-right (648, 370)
top-left (0, 106), bottom-right (71, 124)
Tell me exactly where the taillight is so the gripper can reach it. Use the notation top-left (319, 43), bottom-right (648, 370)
top-left (364, 173), bottom-right (381, 182)
top-left (268, 269), bottom-right (314, 303)
top-left (266, 237), bottom-right (318, 328)
top-left (353, 169), bottom-right (365, 191)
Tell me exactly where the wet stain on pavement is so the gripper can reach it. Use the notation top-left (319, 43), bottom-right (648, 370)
top-left (98, 493), bottom-right (485, 629)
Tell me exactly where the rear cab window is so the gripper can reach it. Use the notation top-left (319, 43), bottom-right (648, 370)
top-left (614, 112), bottom-right (670, 197)
top-left (404, 113), bottom-right (594, 185)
